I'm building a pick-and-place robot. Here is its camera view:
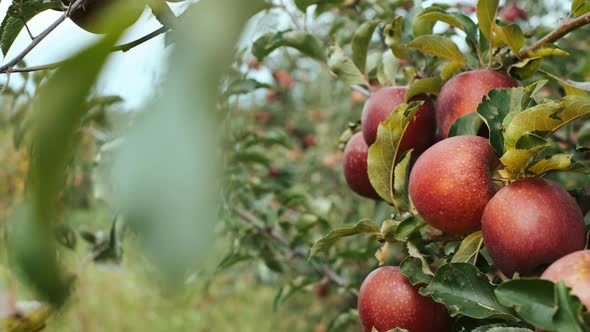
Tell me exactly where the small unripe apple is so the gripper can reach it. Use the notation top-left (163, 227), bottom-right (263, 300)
top-left (541, 250), bottom-right (590, 310)
top-left (358, 266), bottom-right (451, 332)
top-left (62, 0), bottom-right (141, 34)
top-left (409, 136), bottom-right (500, 234)
top-left (436, 70), bottom-right (517, 139)
top-left (273, 70), bottom-right (294, 89)
top-left (254, 111), bottom-right (272, 124)
top-left (499, 5), bottom-right (528, 23)
top-left (343, 132), bottom-right (380, 199)
top-left (361, 87), bottom-right (436, 156)
top-left (482, 178), bottom-right (586, 276)
top-left (302, 134), bottom-right (316, 148)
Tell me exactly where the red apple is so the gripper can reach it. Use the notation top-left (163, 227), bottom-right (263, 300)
top-left (358, 266), bottom-right (451, 332)
top-left (436, 70), bottom-right (517, 139)
top-left (499, 5), bottom-right (528, 23)
top-left (409, 136), bottom-right (500, 234)
top-left (361, 87), bottom-right (436, 156)
top-left (343, 132), bottom-right (380, 199)
top-left (482, 178), bottom-right (586, 276)
top-left (541, 250), bottom-right (590, 309)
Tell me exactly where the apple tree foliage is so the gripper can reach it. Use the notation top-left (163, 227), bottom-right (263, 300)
top-left (0, 0), bottom-right (589, 331)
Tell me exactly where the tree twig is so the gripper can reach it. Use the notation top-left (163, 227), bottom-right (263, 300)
top-left (351, 84), bottom-right (371, 97)
top-left (517, 12), bottom-right (590, 58)
top-left (233, 206), bottom-right (358, 295)
top-left (0, 0), bottom-right (88, 75)
top-left (2, 27), bottom-right (170, 74)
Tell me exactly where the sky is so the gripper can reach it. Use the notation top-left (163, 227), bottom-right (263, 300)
top-left (0, 2), bottom-right (190, 109)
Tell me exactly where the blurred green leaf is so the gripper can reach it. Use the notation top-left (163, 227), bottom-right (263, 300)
top-left (253, 30), bottom-right (326, 62)
top-left (224, 78), bottom-right (271, 96)
top-left (408, 35), bottom-right (466, 64)
top-left (384, 17), bottom-right (409, 59)
top-left (406, 77), bottom-right (443, 100)
top-left (572, 0), bottom-right (590, 17)
top-left (413, 6), bottom-right (464, 37)
top-left (352, 19), bottom-right (380, 73)
top-left (111, 0), bottom-right (266, 285)
top-left (309, 219), bottom-right (381, 257)
top-left (328, 45), bottom-right (369, 87)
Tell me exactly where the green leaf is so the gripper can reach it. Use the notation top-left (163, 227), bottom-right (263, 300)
top-left (448, 112), bottom-right (483, 137)
top-left (420, 263), bottom-right (517, 320)
top-left (352, 19), bottom-right (380, 73)
top-left (413, 7), bottom-right (464, 37)
top-left (508, 57), bottom-right (542, 80)
top-left (406, 77), bottom-right (444, 100)
top-left (553, 281), bottom-right (589, 332)
top-left (224, 78), bottom-right (271, 96)
top-left (406, 241), bottom-right (434, 276)
top-left (252, 30), bottom-right (326, 62)
top-left (394, 215), bottom-right (426, 241)
top-left (376, 51), bottom-right (399, 86)
top-left (384, 17), bottom-right (409, 59)
top-left (477, 81), bottom-right (547, 156)
top-left (400, 256), bottom-right (433, 285)
top-left (572, 0), bottom-right (590, 17)
top-left (0, 0), bottom-right (62, 55)
top-left (408, 35), bottom-right (466, 64)
top-left (451, 231), bottom-right (483, 265)
top-left (495, 279), bottom-right (558, 330)
top-left (309, 219), bottom-right (381, 257)
top-left (392, 150), bottom-right (413, 213)
top-left (477, 0), bottom-right (500, 40)
top-left (367, 102), bottom-right (423, 205)
top-left (17, 3), bottom-right (135, 306)
top-left (453, 13), bottom-right (479, 46)
top-left (328, 45), bottom-right (369, 88)
top-left (472, 325), bottom-right (533, 332)
top-left (496, 22), bottom-right (524, 55)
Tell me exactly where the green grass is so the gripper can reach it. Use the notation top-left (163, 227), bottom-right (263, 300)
top-left (0, 208), bottom-right (354, 332)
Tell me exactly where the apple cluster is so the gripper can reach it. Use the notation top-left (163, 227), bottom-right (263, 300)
top-left (342, 70), bottom-right (589, 332)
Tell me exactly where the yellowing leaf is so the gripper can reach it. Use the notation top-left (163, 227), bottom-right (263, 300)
top-left (451, 231), bottom-right (483, 265)
top-left (525, 154), bottom-right (587, 176)
top-left (384, 17), bottom-right (409, 59)
top-left (496, 23), bottom-right (524, 55)
top-left (406, 77), bottom-right (444, 100)
top-left (367, 102), bottom-right (423, 205)
top-left (477, 0), bottom-right (500, 40)
top-left (408, 35), bottom-right (466, 64)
